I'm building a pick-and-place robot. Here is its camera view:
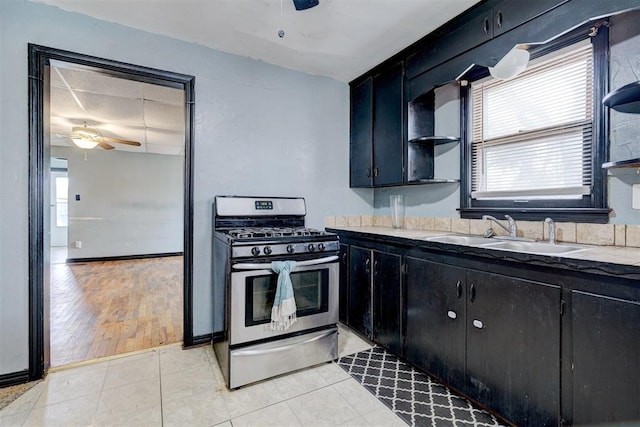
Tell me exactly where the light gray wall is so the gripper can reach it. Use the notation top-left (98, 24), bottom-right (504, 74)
top-left (0, 0), bottom-right (372, 375)
top-left (52, 146), bottom-right (184, 259)
top-left (608, 10), bottom-right (640, 225)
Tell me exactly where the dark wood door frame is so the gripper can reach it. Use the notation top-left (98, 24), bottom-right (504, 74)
top-left (28, 44), bottom-right (195, 380)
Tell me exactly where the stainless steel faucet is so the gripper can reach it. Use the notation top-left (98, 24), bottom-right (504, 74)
top-left (545, 217), bottom-right (556, 244)
top-left (482, 214), bottom-right (518, 238)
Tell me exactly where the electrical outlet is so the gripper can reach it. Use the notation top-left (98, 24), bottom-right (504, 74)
top-left (633, 184), bottom-right (640, 210)
top-left (74, 241), bottom-right (82, 249)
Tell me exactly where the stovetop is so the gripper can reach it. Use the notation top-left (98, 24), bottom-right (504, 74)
top-left (224, 227), bottom-right (328, 240)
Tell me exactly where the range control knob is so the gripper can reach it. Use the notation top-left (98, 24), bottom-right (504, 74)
top-left (287, 244), bottom-right (295, 254)
top-left (263, 246), bottom-right (272, 255)
top-left (318, 243), bottom-right (325, 252)
top-left (307, 243), bottom-right (316, 252)
top-left (251, 247), bottom-right (261, 256)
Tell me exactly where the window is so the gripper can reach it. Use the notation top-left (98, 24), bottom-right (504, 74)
top-left (55, 176), bottom-right (68, 227)
top-left (461, 28), bottom-right (609, 222)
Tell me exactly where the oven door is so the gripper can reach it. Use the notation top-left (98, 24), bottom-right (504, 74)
top-left (230, 255), bottom-right (339, 345)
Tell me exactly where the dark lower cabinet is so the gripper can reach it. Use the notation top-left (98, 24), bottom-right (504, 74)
top-left (571, 291), bottom-right (640, 425)
top-left (348, 246), bottom-right (372, 338)
top-left (466, 270), bottom-right (561, 427)
top-left (405, 257), bottom-right (466, 391)
top-left (372, 251), bottom-right (402, 355)
top-left (347, 245), bottom-right (402, 350)
top-left (336, 232), bottom-right (639, 426)
top-left (338, 243), bottom-right (349, 324)
top-left (405, 260), bottom-right (561, 426)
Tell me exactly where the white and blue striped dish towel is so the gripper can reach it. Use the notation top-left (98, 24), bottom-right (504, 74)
top-left (270, 261), bottom-right (297, 331)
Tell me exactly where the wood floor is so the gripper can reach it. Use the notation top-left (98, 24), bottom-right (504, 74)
top-left (50, 255), bottom-right (183, 367)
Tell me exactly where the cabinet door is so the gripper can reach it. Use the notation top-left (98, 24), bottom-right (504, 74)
top-left (338, 244), bottom-right (349, 324)
top-left (571, 291), bottom-right (640, 425)
top-left (348, 246), bottom-right (372, 338)
top-left (350, 78), bottom-right (373, 188)
top-left (372, 251), bottom-right (402, 355)
top-left (405, 257), bottom-right (466, 391)
top-left (492, 0), bottom-right (567, 36)
top-left (406, 11), bottom-right (493, 79)
top-left (372, 62), bottom-right (404, 186)
top-left (466, 271), bottom-right (561, 426)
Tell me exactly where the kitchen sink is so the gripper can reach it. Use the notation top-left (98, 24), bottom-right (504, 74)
top-left (484, 240), bottom-right (587, 255)
top-left (426, 235), bottom-right (495, 246)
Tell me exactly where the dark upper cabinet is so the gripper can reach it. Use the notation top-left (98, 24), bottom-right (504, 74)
top-left (405, 257), bottom-right (466, 391)
top-left (350, 61), bottom-right (404, 188)
top-left (348, 245), bottom-right (372, 337)
top-left (406, 9), bottom-right (493, 80)
top-left (491, 0), bottom-right (568, 36)
top-left (372, 62), bottom-right (404, 186)
top-left (372, 250), bottom-right (402, 355)
top-left (406, 0), bottom-right (569, 81)
top-left (571, 291), bottom-right (640, 425)
top-left (338, 243), bottom-right (349, 324)
top-left (466, 270), bottom-right (561, 427)
top-left (350, 78), bottom-right (373, 188)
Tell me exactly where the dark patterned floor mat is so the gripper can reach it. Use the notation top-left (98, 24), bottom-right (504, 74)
top-left (337, 346), bottom-right (508, 427)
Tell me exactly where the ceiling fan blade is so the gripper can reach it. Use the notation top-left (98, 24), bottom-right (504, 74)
top-left (293, 0), bottom-right (319, 10)
top-left (102, 136), bottom-right (142, 147)
top-left (97, 141), bottom-right (115, 150)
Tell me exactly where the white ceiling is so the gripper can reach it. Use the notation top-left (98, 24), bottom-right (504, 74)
top-left (50, 63), bottom-right (186, 156)
top-left (34, 0), bottom-right (481, 82)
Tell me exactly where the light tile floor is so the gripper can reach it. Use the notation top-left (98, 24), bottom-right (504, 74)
top-left (0, 325), bottom-right (404, 427)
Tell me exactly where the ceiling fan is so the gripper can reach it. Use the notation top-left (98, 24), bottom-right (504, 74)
top-left (69, 122), bottom-right (142, 150)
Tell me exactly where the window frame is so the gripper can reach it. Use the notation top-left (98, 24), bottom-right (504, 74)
top-left (459, 24), bottom-right (610, 223)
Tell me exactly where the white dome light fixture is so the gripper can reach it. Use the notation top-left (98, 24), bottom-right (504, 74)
top-left (489, 46), bottom-right (530, 80)
top-left (70, 122), bottom-right (100, 149)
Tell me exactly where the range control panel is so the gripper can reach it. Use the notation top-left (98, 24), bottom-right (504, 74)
top-left (232, 240), bottom-right (339, 258)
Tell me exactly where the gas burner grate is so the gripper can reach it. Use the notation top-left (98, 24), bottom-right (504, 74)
top-left (225, 227), bottom-right (325, 240)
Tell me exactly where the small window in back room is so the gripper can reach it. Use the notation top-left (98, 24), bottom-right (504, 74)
top-left (55, 176), bottom-right (68, 227)
top-left (461, 27), bottom-right (609, 222)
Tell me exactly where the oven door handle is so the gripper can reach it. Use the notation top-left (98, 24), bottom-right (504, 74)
top-left (233, 255), bottom-right (338, 271)
top-left (232, 328), bottom-right (337, 357)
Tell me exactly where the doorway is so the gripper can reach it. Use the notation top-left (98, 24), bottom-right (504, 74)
top-left (28, 45), bottom-right (195, 379)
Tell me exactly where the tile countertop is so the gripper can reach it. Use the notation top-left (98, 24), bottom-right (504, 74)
top-left (327, 226), bottom-right (640, 279)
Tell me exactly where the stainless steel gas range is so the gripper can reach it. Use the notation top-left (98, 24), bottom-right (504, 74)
top-left (212, 196), bottom-right (339, 389)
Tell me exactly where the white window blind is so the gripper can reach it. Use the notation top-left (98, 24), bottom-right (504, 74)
top-left (470, 41), bottom-right (593, 200)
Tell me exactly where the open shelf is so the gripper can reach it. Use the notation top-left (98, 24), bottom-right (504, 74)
top-left (406, 178), bottom-right (460, 184)
top-left (603, 81), bottom-right (640, 114)
top-left (409, 136), bottom-right (460, 145)
top-left (602, 158), bottom-right (640, 169)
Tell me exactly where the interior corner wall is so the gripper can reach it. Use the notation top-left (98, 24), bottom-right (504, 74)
top-left (0, 0), bottom-right (372, 376)
top-left (52, 146), bottom-right (184, 259)
top-left (608, 10), bottom-right (640, 225)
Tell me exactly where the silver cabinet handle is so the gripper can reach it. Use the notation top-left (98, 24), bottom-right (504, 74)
top-left (472, 319), bottom-right (484, 329)
top-left (447, 311), bottom-right (457, 319)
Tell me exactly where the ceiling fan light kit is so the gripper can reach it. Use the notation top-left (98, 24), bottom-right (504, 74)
top-left (70, 125), bottom-right (101, 149)
top-left (68, 122), bottom-right (142, 151)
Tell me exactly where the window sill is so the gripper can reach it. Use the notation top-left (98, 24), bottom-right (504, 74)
top-left (458, 207), bottom-right (611, 223)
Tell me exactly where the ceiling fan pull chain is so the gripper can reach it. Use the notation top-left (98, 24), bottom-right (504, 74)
top-left (278, 0), bottom-right (285, 38)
